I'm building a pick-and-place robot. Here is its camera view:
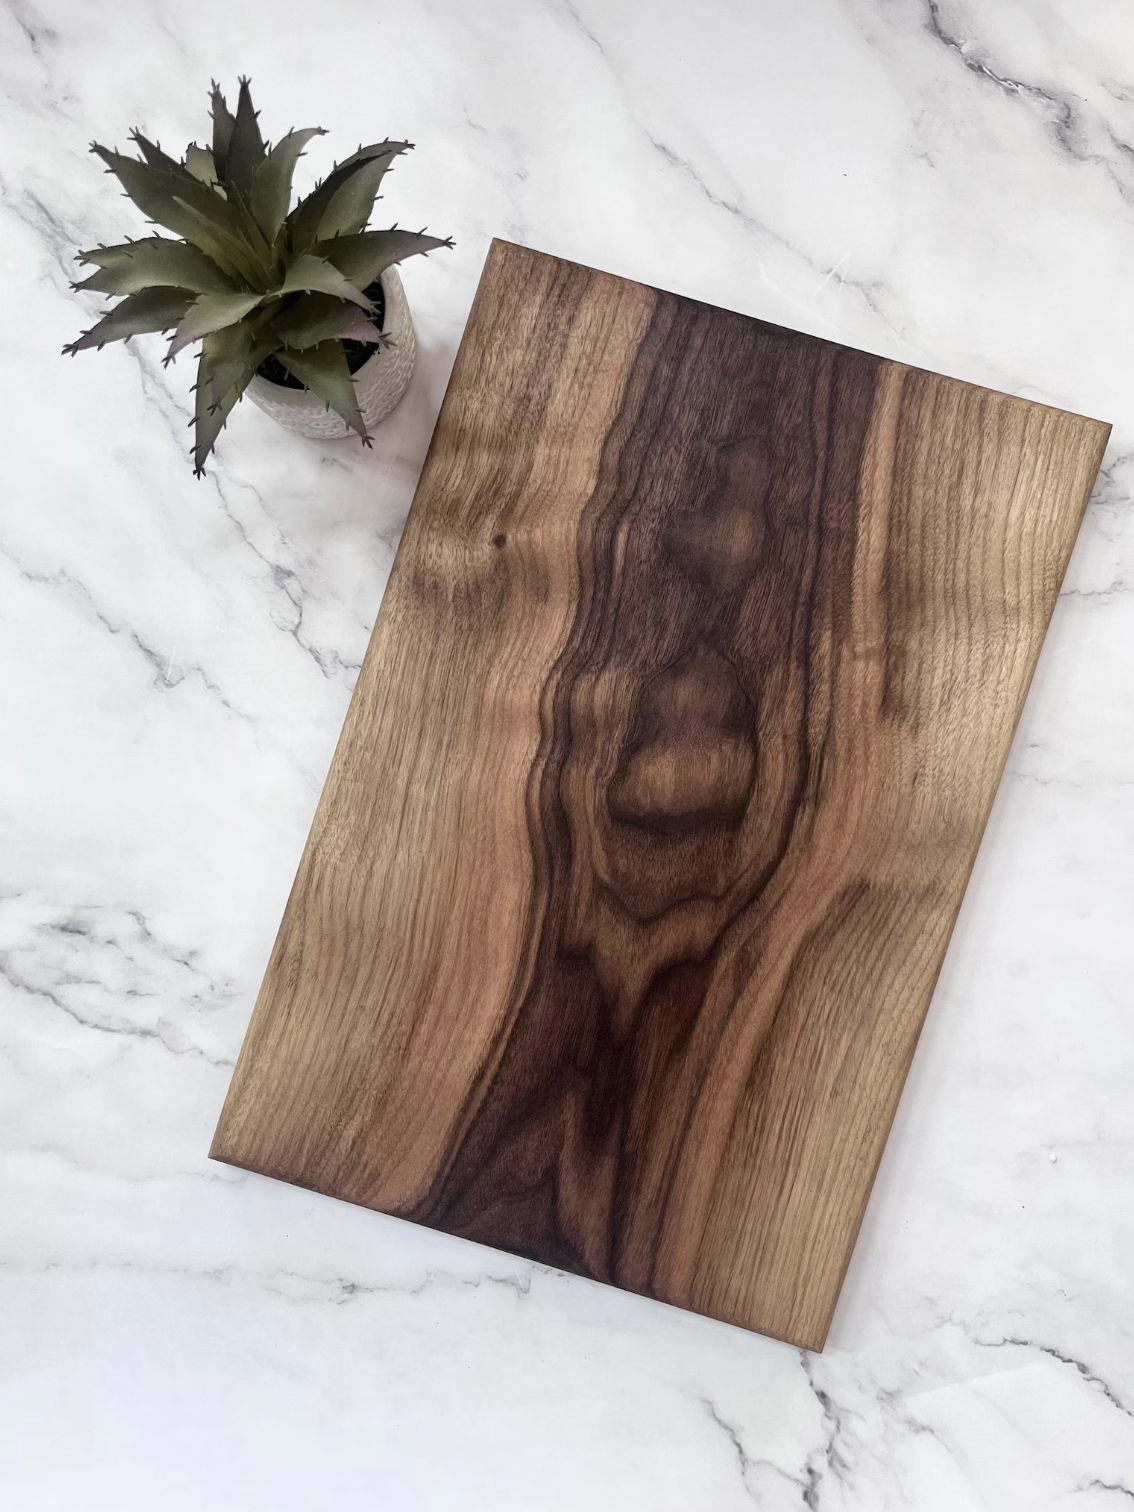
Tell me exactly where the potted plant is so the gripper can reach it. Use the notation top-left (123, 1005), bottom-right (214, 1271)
top-left (64, 79), bottom-right (452, 474)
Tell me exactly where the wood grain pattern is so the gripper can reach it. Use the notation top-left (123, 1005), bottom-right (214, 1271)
top-left (211, 239), bottom-right (1109, 1349)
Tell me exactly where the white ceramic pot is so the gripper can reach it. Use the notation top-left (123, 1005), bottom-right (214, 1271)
top-left (245, 266), bottom-right (416, 439)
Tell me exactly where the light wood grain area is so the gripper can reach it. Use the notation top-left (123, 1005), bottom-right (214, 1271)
top-left (211, 239), bottom-right (1109, 1349)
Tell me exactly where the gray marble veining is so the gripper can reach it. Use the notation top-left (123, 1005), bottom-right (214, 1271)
top-left (1, 0), bottom-right (1132, 1506)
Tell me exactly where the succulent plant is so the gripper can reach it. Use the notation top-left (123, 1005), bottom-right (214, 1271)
top-left (64, 79), bottom-right (453, 474)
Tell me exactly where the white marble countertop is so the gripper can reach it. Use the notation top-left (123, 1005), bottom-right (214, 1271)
top-left (3, 1), bottom-right (1133, 1506)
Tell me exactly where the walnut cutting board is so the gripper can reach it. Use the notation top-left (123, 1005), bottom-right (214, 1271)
top-left (211, 240), bottom-right (1109, 1350)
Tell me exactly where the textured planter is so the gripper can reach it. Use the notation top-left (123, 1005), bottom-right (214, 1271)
top-left (245, 267), bottom-right (416, 439)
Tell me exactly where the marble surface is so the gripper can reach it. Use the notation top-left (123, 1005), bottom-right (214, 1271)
top-left (2, 0), bottom-right (1133, 1505)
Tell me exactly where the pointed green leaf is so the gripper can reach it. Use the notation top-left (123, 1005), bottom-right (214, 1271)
top-left (91, 144), bottom-right (262, 284)
top-left (225, 78), bottom-right (266, 198)
top-left (336, 141), bottom-right (412, 171)
top-left (63, 287), bottom-right (194, 354)
top-left (268, 291), bottom-right (384, 350)
top-left (130, 131), bottom-right (184, 175)
top-left (131, 136), bottom-right (275, 273)
top-left (210, 83), bottom-right (236, 180)
top-left (218, 192), bottom-right (275, 278)
top-left (276, 253), bottom-right (372, 308)
top-left (184, 144), bottom-right (219, 187)
top-left (198, 320), bottom-right (277, 409)
top-left (249, 127), bottom-right (326, 240)
top-left (312, 228), bottom-right (453, 289)
top-left (286, 141), bottom-right (410, 253)
top-left (119, 144), bottom-right (271, 284)
top-left (193, 360), bottom-right (244, 476)
top-left (164, 291), bottom-right (264, 362)
top-left (277, 339), bottom-right (368, 439)
top-left (314, 150), bottom-right (400, 240)
top-left (74, 238), bottom-right (234, 296)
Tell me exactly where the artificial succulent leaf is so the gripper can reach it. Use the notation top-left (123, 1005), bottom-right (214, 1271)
top-left (193, 351), bottom-right (245, 475)
top-left (130, 131), bottom-right (185, 176)
top-left (224, 78), bottom-right (266, 198)
top-left (91, 144), bottom-right (260, 283)
top-left (312, 228), bottom-right (453, 289)
top-left (285, 142), bottom-right (410, 253)
top-left (172, 205), bottom-right (259, 285)
top-left (313, 147), bottom-right (404, 240)
top-left (210, 83), bottom-right (236, 180)
top-left (152, 153), bottom-right (272, 286)
top-left (134, 135), bottom-right (275, 271)
top-left (249, 127), bottom-right (326, 241)
top-left (164, 290), bottom-right (264, 363)
top-left (184, 144), bottom-right (219, 187)
top-left (277, 339), bottom-right (368, 439)
top-left (217, 188), bottom-right (276, 277)
top-left (269, 290), bottom-right (385, 350)
top-left (74, 238), bottom-right (234, 296)
top-left (199, 320), bottom-right (277, 408)
top-left (275, 252), bottom-right (372, 308)
top-left (62, 286), bottom-right (195, 354)
top-left (138, 130), bottom-right (261, 266)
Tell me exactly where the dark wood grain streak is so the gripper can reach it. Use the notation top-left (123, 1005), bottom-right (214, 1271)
top-left (211, 240), bottom-right (1109, 1349)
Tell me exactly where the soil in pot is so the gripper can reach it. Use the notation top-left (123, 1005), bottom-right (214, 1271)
top-left (256, 279), bottom-right (387, 389)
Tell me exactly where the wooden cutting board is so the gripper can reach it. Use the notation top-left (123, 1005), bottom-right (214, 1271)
top-left (211, 239), bottom-right (1108, 1350)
